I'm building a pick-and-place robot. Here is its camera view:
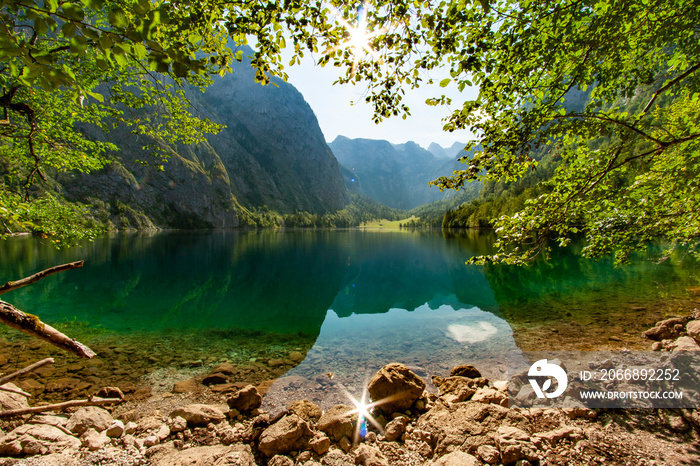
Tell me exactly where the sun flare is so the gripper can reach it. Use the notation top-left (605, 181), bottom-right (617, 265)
top-left (332, 4), bottom-right (385, 73)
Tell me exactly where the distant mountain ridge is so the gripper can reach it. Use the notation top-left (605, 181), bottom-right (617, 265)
top-left (329, 136), bottom-right (470, 210)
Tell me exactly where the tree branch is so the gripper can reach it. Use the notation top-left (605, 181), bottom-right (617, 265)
top-left (0, 261), bottom-right (84, 296)
top-left (642, 62), bottom-right (700, 114)
top-left (0, 358), bottom-right (54, 386)
top-left (0, 301), bottom-right (96, 358)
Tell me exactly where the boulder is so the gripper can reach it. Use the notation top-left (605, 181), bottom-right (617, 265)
top-left (268, 455), bottom-right (294, 466)
top-left (81, 428), bottom-right (111, 451)
top-left (668, 336), bottom-right (700, 352)
top-left (105, 420), bottom-right (125, 438)
top-left (354, 443), bottom-right (389, 466)
top-left (148, 444), bottom-right (255, 466)
top-left (95, 386), bottom-right (124, 399)
top-left (172, 379), bottom-right (204, 394)
top-left (368, 363), bottom-right (425, 414)
top-left (203, 373), bottom-right (229, 386)
top-left (170, 416), bottom-right (188, 433)
top-left (227, 385), bottom-right (262, 413)
top-left (289, 399), bottom-right (322, 423)
top-left (0, 383), bottom-right (30, 411)
top-left (384, 416), bottom-right (408, 442)
top-left (257, 414), bottom-right (313, 457)
top-left (477, 444), bottom-right (501, 464)
top-left (431, 375), bottom-right (488, 403)
top-left (471, 387), bottom-right (507, 407)
top-left (644, 316), bottom-right (691, 341)
top-left (449, 365), bottom-right (482, 379)
top-left (66, 406), bottom-right (113, 435)
top-left (687, 320), bottom-right (700, 342)
top-left (0, 424), bottom-right (81, 456)
top-left (308, 433), bottom-right (331, 455)
top-left (429, 451), bottom-right (480, 466)
top-left (170, 404), bottom-right (225, 426)
top-left (316, 405), bottom-right (355, 442)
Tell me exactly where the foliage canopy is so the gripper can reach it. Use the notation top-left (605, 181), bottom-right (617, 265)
top-left (2, 0), bottom-right (699, 263)
top-left (333, 0), bottom-right (700, 264)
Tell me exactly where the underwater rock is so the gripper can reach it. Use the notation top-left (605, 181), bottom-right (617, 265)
top-left (172, 379), bottom-right (204, 394)
top-left (367, 363), bottom-right (425, 414)
top-left (449, 364), bottom-right (482, 379)
top-left (288, 399), bottom-right (322, 423)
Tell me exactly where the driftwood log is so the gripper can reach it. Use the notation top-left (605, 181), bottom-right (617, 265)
top-left (0, 301), bottom-right (96, 358)
top-left (0, 261), bottom-right (84, 296)
top-left (0, 261), bottom-right (96, 358)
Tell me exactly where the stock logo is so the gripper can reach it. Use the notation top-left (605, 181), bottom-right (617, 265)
top-left (528, 359), bottom-right (568, 399)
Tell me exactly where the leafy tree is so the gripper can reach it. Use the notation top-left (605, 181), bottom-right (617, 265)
top-left (337, 0), bottom-right (700, 264)
top-left (0, 0), bottom-right (341, 244)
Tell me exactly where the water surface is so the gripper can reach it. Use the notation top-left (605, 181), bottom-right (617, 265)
top-left (0, 230), bottom-right (697, 405)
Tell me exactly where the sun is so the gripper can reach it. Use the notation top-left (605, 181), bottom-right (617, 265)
top-left (332, 4), bottom-right (384, 73)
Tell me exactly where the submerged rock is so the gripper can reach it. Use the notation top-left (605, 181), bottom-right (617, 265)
top-left (289, 399), bottom-right (322, 423)
top-left (449, 364), bottom-right (482, 379)
top-left (367, 363), bottom-right (425, 414)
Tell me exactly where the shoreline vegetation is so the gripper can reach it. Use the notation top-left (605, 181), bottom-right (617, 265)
top-left (0, 304), bottom-right (699, 464)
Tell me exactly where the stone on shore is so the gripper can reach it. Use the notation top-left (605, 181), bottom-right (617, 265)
top-left (257, 414), bottom-right (313, 457)
top-left (148, 444), bottom-right (255, 466)
top-left (354, 443), bottom-right (389, 466)
top-left (227, 385), bottom-right (262, 413)
top-left (0, 424), bottom-right (81, 456)
top-left (429, 450), bottom-right (480, 466)
top-left (170, 404), bottom-right (225, 426)
top-left (66, 406), bottom-right (113, 435)
top-left (81, 428), bottom-right (111, 451)
top-left (668, 336), bottom-right (700, 351)
top-left (0, 383), bottom-right (30, 411)
top-left (643, 316), bottom-right (691, 341)
top-left (367, 363), bottom-right (425, 414)
top-left (316, 405), bottom-right (355, 442)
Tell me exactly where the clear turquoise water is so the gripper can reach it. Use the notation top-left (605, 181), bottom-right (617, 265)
top-left (0, 230), bottom-right (697, 403)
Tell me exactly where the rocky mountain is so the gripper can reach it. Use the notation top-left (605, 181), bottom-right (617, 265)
top-left (427, 141), bottom-right (467, 159)
top-left (329, 136), bottom-right (469, 210)
top-left (60, 47), bottom-right (348, 229)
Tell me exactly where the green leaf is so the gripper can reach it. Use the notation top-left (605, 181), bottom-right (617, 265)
top-left (439, 78), bottom-right (451, 87)
top-left (108, 8), bottom-right (127, 28)
top-left (61, 22), bottom-right (77, 38)
top-left (61, 3), bottom-right (85, 21)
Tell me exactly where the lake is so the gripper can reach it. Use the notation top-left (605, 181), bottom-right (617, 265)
top-left (0, 230), bottom-right (697, 407)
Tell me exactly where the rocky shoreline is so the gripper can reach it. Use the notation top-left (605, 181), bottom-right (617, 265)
top-left (1, 311), bottom-right (700, 465)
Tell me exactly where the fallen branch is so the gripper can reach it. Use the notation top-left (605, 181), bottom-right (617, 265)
top-left (0, 261), bottom-right (84, 296)
top-left (0, 302), bottom-right (96, 358)
top-left (0, 385), bottom-right (31, 398)
top-left (0, 397), bottom-right (122, 418)
top-left (0, 358), bottom-right (54, 386)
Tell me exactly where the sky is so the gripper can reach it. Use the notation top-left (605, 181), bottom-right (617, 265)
top-left (283, 53), bottom-right (478, 150)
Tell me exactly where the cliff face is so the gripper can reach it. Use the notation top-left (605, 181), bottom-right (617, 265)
top-left (60, 49), bottom-right (348, 229)
top-left (329, 136), bottom-right (466, 210)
